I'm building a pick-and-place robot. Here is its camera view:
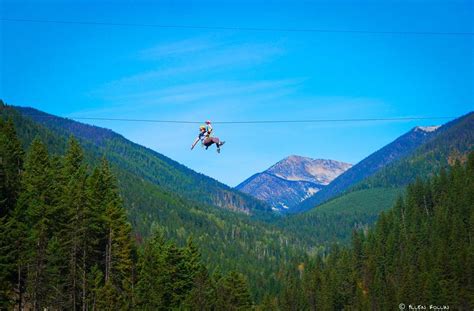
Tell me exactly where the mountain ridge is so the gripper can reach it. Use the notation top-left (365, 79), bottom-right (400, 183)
top-left (266, 155), bottom-right (352, 185)
top-left (0, 102), bottom-right (306, 300)
top-left (352, 111), bottom-right (473, 190)
top-left (14, 106), bottom-right (269, 214)
top-left (236, 155), bottom-right (351, 211)
top-left (293, 123), bottom-right (442, 213)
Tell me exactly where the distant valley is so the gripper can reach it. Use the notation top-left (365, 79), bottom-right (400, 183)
top-left (2, 101), bottom-right (472, 308)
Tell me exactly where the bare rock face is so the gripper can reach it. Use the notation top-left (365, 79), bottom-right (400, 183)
top-left (236, 156), bottom-right (352, 212)
top-left (267, 156), bottom-right (352, 185)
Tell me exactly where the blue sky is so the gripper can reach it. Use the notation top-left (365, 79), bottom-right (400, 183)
top-left (1, 0), bottom-right (473, 186)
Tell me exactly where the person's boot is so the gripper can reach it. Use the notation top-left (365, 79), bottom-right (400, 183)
top-left (217, 147), bottom-right (221, 153)
top-left (219, 141), bottom-right (226, 147)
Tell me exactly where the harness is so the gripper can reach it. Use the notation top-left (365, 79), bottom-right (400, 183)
top-left (199, 132), bottom-right (211, 148)
top-left (199, 124), bottom-right (213, 149)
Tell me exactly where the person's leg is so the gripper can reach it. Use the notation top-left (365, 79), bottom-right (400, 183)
top-left (212, 137), bottom-right (225, 147)
top-left (211, 137), bottom-right (225, 153)
top-left (203, 138), bottom-right (213, 149)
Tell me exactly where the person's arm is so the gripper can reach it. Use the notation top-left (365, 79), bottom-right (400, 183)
top-left (206, 125), bottom-right (213, 136)
top-left (191, 136), bottom-right (200, 150)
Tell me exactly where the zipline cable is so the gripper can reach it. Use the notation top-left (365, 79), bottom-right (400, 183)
top-left (2, 18), bottom-right (473, 36)
top-left (21, 114), bottom-right (456, 124)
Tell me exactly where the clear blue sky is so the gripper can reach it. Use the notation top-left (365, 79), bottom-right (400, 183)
top-left (1, 0), bottom-right (473, 186)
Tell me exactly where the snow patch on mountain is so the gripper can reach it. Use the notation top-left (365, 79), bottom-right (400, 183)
top-left (415, 126), bottom-right (440, 133)
top-left (302, 187), bottom-right (320, 201)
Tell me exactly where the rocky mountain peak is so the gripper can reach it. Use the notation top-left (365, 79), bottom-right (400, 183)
top-left (236, 155), bottom-right (352, 211)
top-left (267, 156), bottom-right (352, 186)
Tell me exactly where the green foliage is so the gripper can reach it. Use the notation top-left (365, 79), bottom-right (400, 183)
top-left (355, 112), bottom-right (474, 190)
top-left (0, 103), bottom-right (306, 301)
top-left (0, 118), bottom-right (24, 307)
top-left (0, 125), bottom-right (254, 309)
top-left (0, 133), bottom-right (137, 309)
top-left (279, 188), bottom-right (402, 246)
top-left (296, 123), bottom-right (438, 212)
top-left (215, 271), bottom-right (253, 310)
top-left (276, 154), bottom-right (474, 309)
top-left (4, 102), bottom-right (472, 308)
top-left (15, 105), bottom-right (269, 213)
top-left (0, 118), bottom-right (24, 217)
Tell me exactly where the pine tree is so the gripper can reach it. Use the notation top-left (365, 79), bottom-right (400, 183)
top-left (163, 243), bottom-right (189, 307)
top-left (466, 152), bottom-right (474, 308)
top-left (0, 119), bottom-right (24, 308)
top-left (44, 236), bottom-right (67, 308)
top-left (181, 236), bottom-right (216, 310)
top-left (1, 199), bottom-right (29, 309)
top-left (136, 231), bottom-right (168, 309)
top-left (19, 137), bottom-right (55, 310)
top-left (87, 264), bottom-right (104, 310)
top-left (99, 159), bottom-right (134, 308)
top-left (0, 118), bottom-right (24, 217)
top-left (215, 271), bottom-right (253, 310)
top-left (257, 294), bottom-right (278, 311)
top-left (95, 280), bottom-right (122, 311)
top-left (0, 215), bottom-right (15, 308)
top-left (61, 137), bottom-right (90, 310)
top-left (183, 236), bottom-right (205, 290)
top-left (278, 269), bottom-right (306, 311)
top-left (301, 258), bottom-right (324, 311)
top-left (86, 166), bottom-right (108, 269)
top-left (183, 269), bottom-right (215, 311)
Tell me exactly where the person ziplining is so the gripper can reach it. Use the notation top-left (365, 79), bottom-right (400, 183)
top-left (191, 120), bottom-right (226, 153)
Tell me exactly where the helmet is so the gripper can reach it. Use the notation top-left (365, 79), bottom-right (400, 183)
top-left (199, 125), bottom-right (206, 130)
top-left (205, 120), bottom-right (211, 124)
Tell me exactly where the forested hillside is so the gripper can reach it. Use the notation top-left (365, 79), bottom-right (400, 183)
top-left (279, 188), bottom-right (402, 247)
top-left (295, 125), bottom-right (439, 212)
top-left (0, 102), bottom-right (307, 301)
top-left (14, 106), bottom-right (269, 214)
top-left (274, 153), bottom-right (474, 310)
top-left (355, 111), bottom-right (474, 190)
top-left (276, 112), bottom-right (472, 265)
top-left (3, 101), bottom-right (472, 308)
top-left (0, 121), bottom-right (254, 310)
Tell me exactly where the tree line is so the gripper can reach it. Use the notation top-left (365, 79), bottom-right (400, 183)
top-left (0, 118), bottom-right (253, 310)
top-left (2, 106), bottom-right (472, 310)
top-left (272, 152), bottom-right (474, 310)
top-left (0, 101), bottom-right (309, 303)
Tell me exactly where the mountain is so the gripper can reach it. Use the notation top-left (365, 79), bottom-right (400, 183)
top-left (14, 106), bottom-right (269, 214)
top-left (236, 156), bottom-right (351, 211)
top-left (276, 154), bottom-right (474, 309)
top-left (354, 111), bottom-right (474, 189)
top-left (279, 112), bottom-right (473, 250)
top-left (0, 102), bottom-right (304, 300)
top-left (266, 156), bottom-right (352, 185)
top-left (5, 101), bottom-right (472, 302)
top-left (293, 125), bottom-right (441, 213)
